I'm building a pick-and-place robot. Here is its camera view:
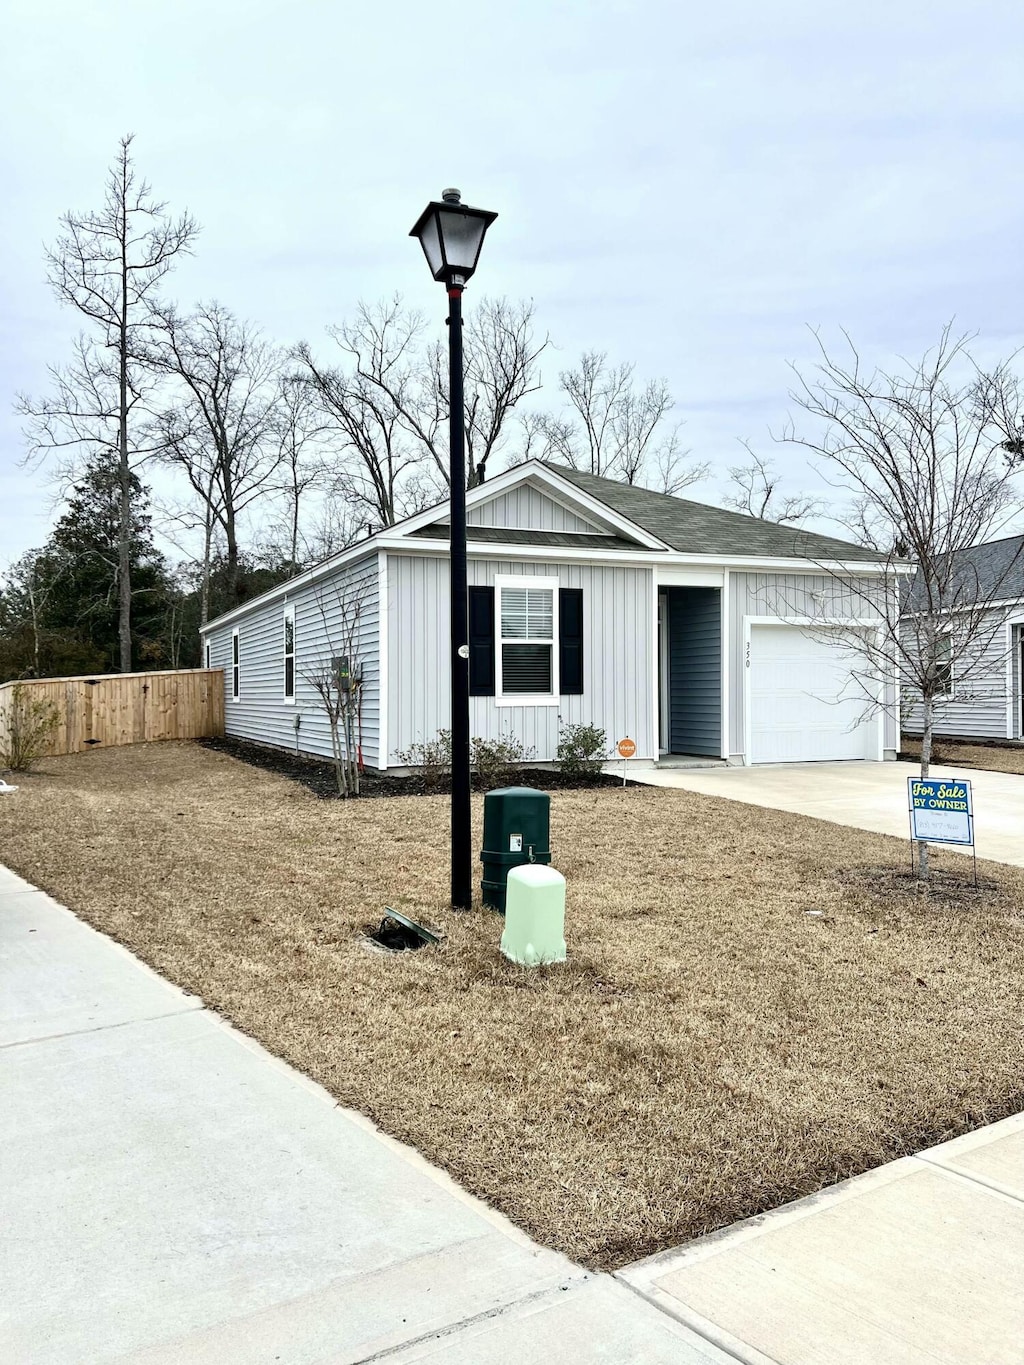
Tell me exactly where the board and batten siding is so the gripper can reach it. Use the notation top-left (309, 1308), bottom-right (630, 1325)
top-left (902, 605), bottom-right (1018, 741)
top-left (386, 553), bottom-right (655, 764)
top-left (203, 554), bottom-right (381, 766)
top-left (465, 485), bottom-right (599, 532)
top-left (728, 572), bottom-right (898, 762)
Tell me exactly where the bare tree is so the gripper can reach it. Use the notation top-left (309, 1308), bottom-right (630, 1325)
top-left (784, 325), bottom-right (1024, 878)
top-left (523, 350), bottom-right (707, 491)
top-left (295, 294), bottom-right (546, 526)
top-left (293, 303), bottom-right (424, 530)
top-left (18, 135), bottom-right (197, 670)
top-left (724, 443), bottom-right (822, 524)
top-left (303, 576), bottom-right (370, 795)
top-left (272, 373), bottom-right (328, 570)
top-left (148, 301), bottom-right (283, 607)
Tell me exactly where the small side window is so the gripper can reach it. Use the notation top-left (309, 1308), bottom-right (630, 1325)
top-left (935, 633), bottom-right (953, 697)
top-left (283, 607), bottom-right (295, 701)
top-left (231, 629), bottom-right (240, 701)
top-left (204, 640), bottom-right (211, 670)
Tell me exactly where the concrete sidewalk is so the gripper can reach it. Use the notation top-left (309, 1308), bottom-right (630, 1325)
top-left (4, 863), bottom-right (1022, 1363)
top-left (619, 1114), bottom-right (1024, 1363)
top-left (627, 759), bottom-right (1024, 866)
top-left (0, 866), bottom-right (727, 1364)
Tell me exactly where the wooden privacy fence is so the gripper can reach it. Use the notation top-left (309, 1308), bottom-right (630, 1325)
top-left (0, 668), bottom-right (225, 759)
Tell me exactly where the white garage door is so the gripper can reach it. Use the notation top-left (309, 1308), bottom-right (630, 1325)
top-left (749, 625), bottom-right (878, 763)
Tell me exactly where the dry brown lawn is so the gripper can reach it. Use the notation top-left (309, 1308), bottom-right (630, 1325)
top-left (3, 742), bottom-right (1024, 1271)
top-left (902, 735), bottom-right (1024, 775)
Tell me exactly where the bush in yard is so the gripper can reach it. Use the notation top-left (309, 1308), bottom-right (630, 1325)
top-left (1, 684), bottom-right (60, 772)
top-left (394, 729), bottom-right (452, 792)
top-left (556, 719), bottom-right (609, 776)
top-left (471, 733), bottom-right (536, 791)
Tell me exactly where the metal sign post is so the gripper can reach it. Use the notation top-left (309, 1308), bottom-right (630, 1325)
top-left (616, 736), bottom-right (636, 786)
top-left (907, 777), bottom-right (977, 887)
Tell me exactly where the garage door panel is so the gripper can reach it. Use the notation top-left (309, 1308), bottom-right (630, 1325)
top-left (749, 626), bottom-right (877, 763)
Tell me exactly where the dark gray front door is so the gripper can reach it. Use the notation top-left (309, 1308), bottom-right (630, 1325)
top-left (667, 587), bottom-right (722, 757)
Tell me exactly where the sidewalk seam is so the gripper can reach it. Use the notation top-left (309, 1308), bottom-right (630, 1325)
top-left (913, 1151), bottom-right (1024, 1208)
top-left (612, 1274), bottom-right (776, 1365)
top-left (0, 1002), bottom-right (205, 1052)
top-left (351, 1273), bottom-right (591, 1362)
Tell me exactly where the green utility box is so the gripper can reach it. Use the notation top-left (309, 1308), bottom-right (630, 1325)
top-left (480, 786), bottom-right (551, 913)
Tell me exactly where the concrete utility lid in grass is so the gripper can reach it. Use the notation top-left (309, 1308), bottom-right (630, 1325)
top-left (365, 908), bottom-right (443, 953)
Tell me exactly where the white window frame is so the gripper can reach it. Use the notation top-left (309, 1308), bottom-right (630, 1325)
top-left (494, 574), bottom-right (560, 706)
top-left (934, 627), bottom-right (954, 699)
top-left (283, 605), bottom-right (296, 704)
top-left (231, 628), bottom-right (240, 702)
top-left (204, 640), bottom-right (211, 669)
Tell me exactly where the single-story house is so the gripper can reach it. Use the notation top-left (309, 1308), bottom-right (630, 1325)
top-left (902, 533), bottom-right (1024, 743)
top-left (200, 460), bottom-right (900, 769)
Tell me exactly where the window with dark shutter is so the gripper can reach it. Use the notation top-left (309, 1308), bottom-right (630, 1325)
top-left (559, 587), bottom-right (584, 695)
top-left (468, 585), bottom-right (495, 695)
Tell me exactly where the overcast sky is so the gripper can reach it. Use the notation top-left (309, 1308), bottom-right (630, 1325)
top-left (3, 0), bottom-right (1024, 567)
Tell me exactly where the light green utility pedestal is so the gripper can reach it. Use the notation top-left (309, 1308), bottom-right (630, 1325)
top-left (499, 864), bottom-right (566, 966)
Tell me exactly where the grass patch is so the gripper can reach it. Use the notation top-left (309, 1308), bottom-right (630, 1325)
top-left (902, 736), bottom-right (1024, 775)
top-left (3, 742), bottom-right (1024, 1270)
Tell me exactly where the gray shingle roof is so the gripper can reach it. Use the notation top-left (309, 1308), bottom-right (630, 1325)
top-left (906, 533), bottom-right (1024, 609)
top-left (410, 523), bottom-right (644, 552)
top-left (543, 464), bottom-right (887, 563)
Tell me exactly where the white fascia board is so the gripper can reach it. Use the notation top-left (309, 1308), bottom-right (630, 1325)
top-left (378, 535), bottom-right (895, 577)
top-left (201, 543), bottom-right (381, 634)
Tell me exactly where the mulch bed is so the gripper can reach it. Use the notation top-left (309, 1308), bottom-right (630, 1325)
top-left (198, 734), bottom-right (637, 799)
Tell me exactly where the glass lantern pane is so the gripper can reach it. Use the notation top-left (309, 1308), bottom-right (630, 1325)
top-left (417, 214), bottom-right (445, 278)
top-left (437, 209), bottom-right (486, 272)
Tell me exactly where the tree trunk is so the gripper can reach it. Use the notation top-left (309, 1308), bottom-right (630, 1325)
top-left (199, 509), bottom-right (213, 628)
top-left (225, 505), bottom-right (239, 605)
top-left (117, 338), bottom-right (132, 670)
top-left (290, 471), bottom-right (300, 569)
top-left (917, 693), bottom-right (934, 879)
top-left (117, 190), bottom-right (132, 674)
top-left (328, 711), bottom-right (347, 796)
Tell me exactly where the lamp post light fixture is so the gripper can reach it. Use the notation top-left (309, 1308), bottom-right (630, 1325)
top-left (410, 189), bottom-right (498, 911)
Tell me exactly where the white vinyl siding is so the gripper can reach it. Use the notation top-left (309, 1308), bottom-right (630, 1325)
top-left (387, 554), bottom-right (655, 765)
top-left (902, 604), bottom-right (1019, 740)
top-left (466, 484), bottom-right (601, 532)
top-left (202, 554), bottom-right (382, 767)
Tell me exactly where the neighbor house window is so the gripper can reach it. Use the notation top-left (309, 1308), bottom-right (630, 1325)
top-left (283, 606), bottom-right (295, 701)
top-left (204, 640), bottom-right (211, 669)
top-left (231, 629), bottom-right (240, 701)
top-left (935, 632), bottom-right (953, 696)
top-left (495, 575), bottom-right (559, 703)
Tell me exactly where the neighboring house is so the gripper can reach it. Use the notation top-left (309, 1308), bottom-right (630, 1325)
top-left (902, 534), bottom-right (1024, 743)
top-left (200, 460), bottom-right (900, 769)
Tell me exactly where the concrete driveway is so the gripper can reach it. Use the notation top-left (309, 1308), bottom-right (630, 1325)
top-left (629, 760), bottom-right (1024, 866)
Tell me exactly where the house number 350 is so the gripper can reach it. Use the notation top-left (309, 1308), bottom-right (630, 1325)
top-left (745, 642), bottom-right (751, 668)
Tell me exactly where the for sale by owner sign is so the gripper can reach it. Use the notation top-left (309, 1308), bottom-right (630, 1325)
top-left (908, 777), bottom-right (974, 846)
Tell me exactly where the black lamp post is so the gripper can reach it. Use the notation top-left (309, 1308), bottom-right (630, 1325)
top-left (410, 189), bottom-right (498, 910)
